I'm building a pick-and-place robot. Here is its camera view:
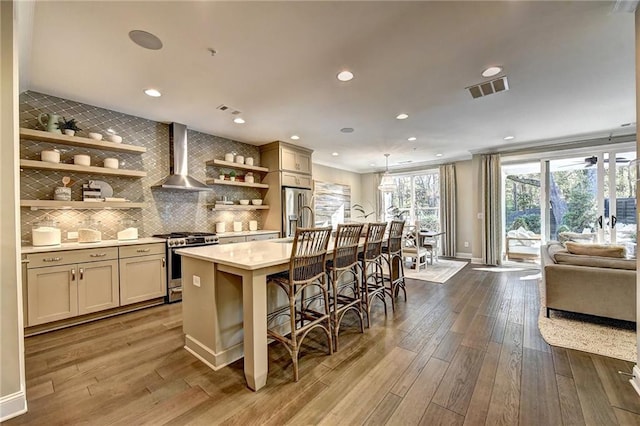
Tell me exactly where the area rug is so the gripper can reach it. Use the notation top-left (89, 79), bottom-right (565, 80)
top-left (403, 259), bottom-right (468, 284)
top-left (537, 280), bottom-right (636, 362)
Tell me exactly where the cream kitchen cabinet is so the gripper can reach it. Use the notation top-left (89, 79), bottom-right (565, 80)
top-left (119, 243), bottom-right (166, 306)
top-left (281, 171), bottom-right (312, 189)
top-left (281, 147), bottom-right (312, 175)
top-left (26, 247), bottom-right (119, 326)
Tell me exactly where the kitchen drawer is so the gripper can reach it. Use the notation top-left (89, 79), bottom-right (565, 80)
top-left (219, 236), bottom-right (246, 244)
top-left (247, 233), bottom-right (279, 241)
top-left (119, 243), bottom-right (165, 258)
top-left (282, 172), bottom-right (312, 189)
top-left (27, 247), bottom-right (118, 269)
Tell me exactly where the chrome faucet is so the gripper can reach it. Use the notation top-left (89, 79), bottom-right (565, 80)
top-left (298, 205), bottom-right (315, 228)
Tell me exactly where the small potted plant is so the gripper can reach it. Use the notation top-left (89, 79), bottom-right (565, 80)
top-left (219, 170), bottom-right (226, 180)
top-left (58, 117), bottom-right (82, 136)
top-left (229, 170), bottom-right (236, 182)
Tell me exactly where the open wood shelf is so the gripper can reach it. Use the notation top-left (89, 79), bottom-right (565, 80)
top-left (205, 159), bottom-right (269, 173)
top-left (205, 178), bottom-right (269, 189)
top-left (20, 159), bottom-right (147, 177)
top-left (20, 128), bottom-right (146, 153)
top-left (21, 200), bottom-right (146, 210)
top-left (208, 204), bottom-right (269, 211)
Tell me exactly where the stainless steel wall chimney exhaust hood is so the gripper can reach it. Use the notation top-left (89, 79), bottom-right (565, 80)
top-left (152, 123), bottom-right (213, 191)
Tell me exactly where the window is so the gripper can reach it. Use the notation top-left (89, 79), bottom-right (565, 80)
top-left (383, 171), bottom-right (440, 230)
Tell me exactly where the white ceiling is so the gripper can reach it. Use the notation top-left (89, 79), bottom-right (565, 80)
top-left (21, 1), bottom-right (636, 173)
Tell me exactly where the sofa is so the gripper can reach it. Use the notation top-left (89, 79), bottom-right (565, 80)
top-left (541, 242), bottom-right (637, 322)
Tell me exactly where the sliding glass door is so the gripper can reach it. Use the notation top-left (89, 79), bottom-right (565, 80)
top-left (501, 145), bottom-right (635, 261)
top-left (545, 149), bottom-right (636, 244)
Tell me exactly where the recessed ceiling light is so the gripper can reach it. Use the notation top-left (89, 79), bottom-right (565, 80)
top-left (482, 66), bottom-right (502, 78)
top-left (340, 127), bottom-right (354, 133)
top-left (144, 88), bottom-right (162, 97)
top-left (290, 135), bottom-right (300, 140)
top-left (408, 137), bottom-right (417, 141)
top-left (233, 117), bottom-right (245, 124)
top-left (369, 163), bottom-right (376, 167)
top-left (337, 70), bottom-right (354, 82)
top-left (332, 152), bottom-right (339, 156)
top-left (396, 113), bottom-right (409, 120)
top-left (435, 153), bottom-right (443, 157)
top-left (129, 30), bottom-right (163, 50)
top-left (504, 135), bottom-right (515, 141)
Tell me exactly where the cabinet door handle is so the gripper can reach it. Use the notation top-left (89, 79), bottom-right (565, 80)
top-left (71, 268), bottom-right (76, 281)
top-left (21, 259), bottom-right (30, 264)
top-left (43, 257), bottom-right (62, 262)
top-left (79, 268), bottom-right (84, 280)
top-left (137, 248), bottom-right (151, 253)
top-left (90, 253), bottom-right (107, 258)
top-left (162, 258), bottom-right (165, 267)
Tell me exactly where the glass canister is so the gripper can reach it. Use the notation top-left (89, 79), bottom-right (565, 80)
top-left (77, 219), bottom-right (102, 243)
top-left (32, 219), bottom-right (61, 246)
top-left (117, 219), bottom-right (139, 241)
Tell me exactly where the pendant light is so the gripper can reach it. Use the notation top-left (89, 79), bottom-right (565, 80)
top-left (377, 153), bottom-right (398, 192)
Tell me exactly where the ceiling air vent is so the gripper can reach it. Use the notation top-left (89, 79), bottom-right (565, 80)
top-left (467, 76), bottom-right (509, 99)
top-left (216, 104), bottom-right (242, 115)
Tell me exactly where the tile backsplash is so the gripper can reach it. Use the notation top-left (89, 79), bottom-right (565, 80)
top-left (20, 91), bottom-right (270, 245)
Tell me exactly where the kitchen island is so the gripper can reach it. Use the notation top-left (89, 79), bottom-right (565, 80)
top-left (176, 238), bottom-right (296, 391)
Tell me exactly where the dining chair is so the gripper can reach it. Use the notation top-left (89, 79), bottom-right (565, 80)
top-left (326, 223), bottom-right (365, 351)
top-left (403, 225), bottom-right (428, 270)
top-left (266, 226), bottom-right (333, 382)
top-left (359, 222), bottom-right (389, 327)
top-left (414, 221), bottom-right (436, 264)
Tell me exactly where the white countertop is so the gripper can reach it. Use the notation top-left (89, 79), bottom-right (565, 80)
top-left (21, 237), bottom-right (166, 254)
top-left (217, 230), bottom-right (280, 237)
top-left (177, 238), bottom-right (293, 270)
top-left (176, 236), bottom-right (369, 271)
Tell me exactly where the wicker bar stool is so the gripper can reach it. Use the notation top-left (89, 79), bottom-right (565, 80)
top-left (359, 222), bottom-right (389, 327)
top-left (267, 226), bottom-right (333, 382)
top-left (326, 223), bottom-right (365, 351)
top-left (382, 220), bottom-right (407, 308)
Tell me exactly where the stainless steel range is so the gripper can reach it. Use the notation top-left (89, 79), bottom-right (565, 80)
top-left (153, 232), bottom-right (219, 303)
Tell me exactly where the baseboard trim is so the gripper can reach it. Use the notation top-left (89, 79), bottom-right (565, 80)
top-left (471, 257), bottom-right (483, 264)
top-left (184, 334), bottom-right (244, 371)
top-left (0, 390), bottom-right (27, 422)
top-left (630, 365), bottom-right (640, 397)
top-left (455, 252), bottom-right (472, 259)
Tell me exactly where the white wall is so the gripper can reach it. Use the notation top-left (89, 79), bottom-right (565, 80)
top-left (0, 0), bottom-right (27, 420)
top-left (454, 160), bottom-right (474, 257)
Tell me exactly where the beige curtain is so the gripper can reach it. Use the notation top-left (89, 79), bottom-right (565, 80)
top-left (481, 154), bottom-right (502, 265)
top-left (439, 164), bottom-right (456, 257)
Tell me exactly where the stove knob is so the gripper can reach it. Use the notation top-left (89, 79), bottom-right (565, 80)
top-left (180, 239), bottom-right (186, 246)
top-left (168, 240), bottom-right (174, 247)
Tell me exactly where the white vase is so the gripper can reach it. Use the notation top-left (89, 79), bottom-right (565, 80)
top-left (64, 129), bottom-right (75, 136)
top-left (230, 177), bottom-right (236, 181)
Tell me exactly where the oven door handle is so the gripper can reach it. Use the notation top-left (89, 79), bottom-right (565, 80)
top-left (170, 287), bottom-right (182, 293)
top-left (162, 257), bottom-right (165, 267)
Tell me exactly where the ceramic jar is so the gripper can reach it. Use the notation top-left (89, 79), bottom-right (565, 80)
top-left (41, 149), bottom-right (60, 163)
top-left (235, 155), bottom-right (244, 164)
top-left (224, 153), bottom-right (234, 162)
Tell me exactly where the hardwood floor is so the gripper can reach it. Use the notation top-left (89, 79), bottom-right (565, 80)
top-left (5, 264), bottom-right (640, 425)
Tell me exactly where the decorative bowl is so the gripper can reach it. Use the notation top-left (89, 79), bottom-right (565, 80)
top-left (88, 132), bottom-right (103, 140)
top-left (239, 200), bottom-right (250, 205)
top-left (251, 199), bottom-right (263, 205)
top-left (74, 154), bottom-right (91, 166)
top-left (41, 149), bottom-right (60, 163)
top-left (107, 134), bottom-right (123, 143)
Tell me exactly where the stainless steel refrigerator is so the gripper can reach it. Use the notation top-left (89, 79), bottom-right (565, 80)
top-left (282, 186), bottom-right (313, 237)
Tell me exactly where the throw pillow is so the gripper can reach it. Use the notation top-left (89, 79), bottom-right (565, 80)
top-left (558, 231), bottom-right (596, 245)
top-left (564, 241), bottom-right (627, 258)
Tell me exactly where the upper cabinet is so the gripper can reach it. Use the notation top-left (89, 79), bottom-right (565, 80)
top-left (281, 148), bottom-right (312, 175)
